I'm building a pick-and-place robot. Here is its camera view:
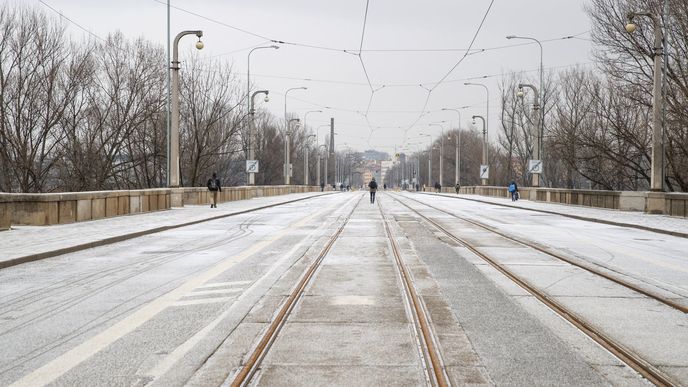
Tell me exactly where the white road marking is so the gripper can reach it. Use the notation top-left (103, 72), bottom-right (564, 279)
top-left (197, 280), bottom-right (253, 289)
top-left (185, 288), bottom-right (243, 296)
top-left (173, 297), bottom-right (236, 307)
top-left (9, 203), bottom-right (332, 387)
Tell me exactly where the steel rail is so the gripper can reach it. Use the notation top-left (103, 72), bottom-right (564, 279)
top-left (399, 193), bottom-right (688, 314)
top-left (388, 193), bottom-right (678, 386)
top-left (378, 198), bottom-right (450, 387)
top-left (229, 194), bottom-right (364, 386)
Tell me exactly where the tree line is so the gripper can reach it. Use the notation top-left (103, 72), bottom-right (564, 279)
top-left (1, 1), bottom-right (685, 193)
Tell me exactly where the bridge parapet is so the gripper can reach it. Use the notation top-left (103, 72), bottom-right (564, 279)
top-left (0, 185), bottom-right (321, 229)
top-left (422, 185), bottom-right (687, 217)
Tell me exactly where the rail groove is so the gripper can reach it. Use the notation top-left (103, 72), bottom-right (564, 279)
top-left (399, 193), bottom-right (688, 314)
top-left (378, 198), bottom-right (450, 387)
top-left (389, 192), bottom-right (678, 387)
top-left (229, 194), bottom-right (363, 386)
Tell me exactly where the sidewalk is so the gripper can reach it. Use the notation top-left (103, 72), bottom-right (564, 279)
top-left (0, 192), bottom-right (332, 269)
top-left (422, 192), bottom-right (688, 238)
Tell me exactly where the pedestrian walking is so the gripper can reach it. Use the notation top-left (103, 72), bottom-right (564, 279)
top-left (368, 177), bottom-right (378, 204)
top-left (455, 182), bottom-right (461, 195)
top-left (207, 172), bottom-right (222, 208)
top-left (508, 181), bottom-right (519, 201)
top-left (434, 182), bottom-right (441, 193)
top-left (320, 182), bottom-right (325, 192)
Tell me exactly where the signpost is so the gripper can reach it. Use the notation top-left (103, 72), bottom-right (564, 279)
top-left (246, 160), bottom-right (259, 174)
top-left (479, 165), bottom-right (489, 180)
top-left (528, 159), bottom-right (543, 174)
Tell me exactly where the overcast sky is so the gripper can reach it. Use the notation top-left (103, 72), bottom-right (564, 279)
top-left (38, 0), bottom-right (594, 153)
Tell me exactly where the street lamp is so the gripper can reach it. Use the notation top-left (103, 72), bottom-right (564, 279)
top-left (517, 83), bottom-right (541, 187)
top-left (318, 143), bottom-right (328, 187)
top-left (304, 134), bottom-right (316, 185)
top-left (429, 123), bottom-right (445, 187)
top-left (284, 87), bottom-right (307, 184)
top-left (625, 11), bottom-right (665, 191)
top-left (442, 106), bottom-right (469, 185)
top-left (246, 45), bottom-right (278, 185)
top-left (472, 115), bottom-right (488, 186)
top-left (302, 110), bottom-right (322, 185)
top-left (506, 35), bottom-right (544, 167)
top-left (464, 82), bottom-right (489, 164)
top-left (247, 90), bottom-right (269, 185)
top-left (168, 30), bottom-right (203, 188)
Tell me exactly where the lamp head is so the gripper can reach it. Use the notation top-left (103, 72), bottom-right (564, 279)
top-left (517, 87), bottom-right (524, 98)
top-left (264, 95), bottom-right (270, 103)
top-left (271, 45), bottom-right (280, 49)
top-left (625, 12), bottom-right (637, 33)
top-left (506, 35), bottom-right (516, 39)
top-left (195, 39), bottom-right (204, 50)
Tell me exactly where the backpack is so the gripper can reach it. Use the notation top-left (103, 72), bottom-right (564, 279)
top-left (508, 183), bottom-right (515, 192)
top-left (209, 179), bottom-right (218, 190)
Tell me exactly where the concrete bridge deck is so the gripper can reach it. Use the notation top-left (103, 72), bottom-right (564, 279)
top-left (1, 191), bottom-right (686, 386)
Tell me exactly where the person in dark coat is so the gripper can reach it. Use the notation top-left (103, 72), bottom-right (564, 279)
top-left (207, 172), bottom-right (222, 208)
top-left (368, 178), bottom-right (378, 204)
top-left (434, 182), bottom-right (441, 193)
top-left (320, 182), bottom-right (325, 192)
top-left (455, 182), bottom-right (461, 194)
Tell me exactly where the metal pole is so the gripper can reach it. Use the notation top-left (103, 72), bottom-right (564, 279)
top-left (247, 46), bottom-right (278, 185)
top-left (170, 30), bottom-right (203, 188)
top-left (455, 134), bottom-right (459, 185)
top-left (165, 0), bottom-right (170, 187)
top-left (518, 84), bottom-right (540, 187)
top-left (283, 87), bottom-right (307, 185)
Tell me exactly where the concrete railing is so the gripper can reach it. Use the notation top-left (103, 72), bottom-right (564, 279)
top-left (0, 189), bottom-right (171, 228)
top-left (179, 185), bottom-right (321, 206)
top-left (0, 185), bottom-right (322, 229)
top-left (449, 185), bottom-right (686, 217)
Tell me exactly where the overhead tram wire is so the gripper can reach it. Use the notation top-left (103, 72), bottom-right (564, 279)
top-left (400, 0), bottom-right (495, 143)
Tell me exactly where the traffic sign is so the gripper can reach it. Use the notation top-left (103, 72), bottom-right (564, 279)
top-left (479, 165), bottom-right (489, 179)
top-left (528, 159), bottom-right (543, 174)
top-left (246, 160), bottom-right (259, 173)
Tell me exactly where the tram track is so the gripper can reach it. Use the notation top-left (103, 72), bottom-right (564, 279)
top-left (394, 192), bottom-right (688, 314)
top-left (387, 192), bottom-right (680, 386)
top-left (229, 193), bottom-right (450, 386)
top-left (0, 194), bottom-right (350, 379)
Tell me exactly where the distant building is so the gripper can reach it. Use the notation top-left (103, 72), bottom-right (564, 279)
top-left (380, 160), bottom-right (394, 185)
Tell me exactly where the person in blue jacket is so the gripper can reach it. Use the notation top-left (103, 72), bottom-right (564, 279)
top-left (508, 181), bottom-right (519, 201)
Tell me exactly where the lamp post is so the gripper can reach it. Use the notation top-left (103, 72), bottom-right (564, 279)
top-left (302, 110), bottom-right (322, 185)
top-left (246, 45), bottom-right (278, 185)
top-left (517, 84), bottom-right (541, 187)
top-left (247, 90), bottom-right (269, 185)
top-left (625, 11), bottom-right (665, 191)
top-left (429, 123), bottom-right (445, 187)
top-left (464, 82), bottom-right (489, 164)
top-left (284, 87), bottom-right (307, 184)
top-left (506, 35), bottom-right (544, 165)
top-left (318, 144), bottom-right (328, 187)
top-left (286, 118), bottom-right (300, 183)
top-left (472, 115), bottom-right (488, 185)
top-left (442, 106), bottom-right (469, 185)
top-left (169, 30), bottom-right (204, 188)
top-left (304, 134), bottom-right (316, 185)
